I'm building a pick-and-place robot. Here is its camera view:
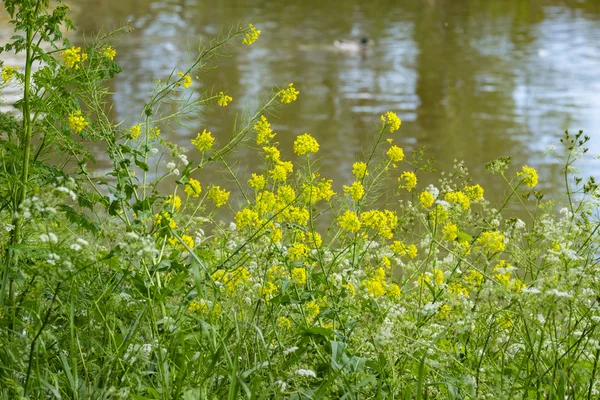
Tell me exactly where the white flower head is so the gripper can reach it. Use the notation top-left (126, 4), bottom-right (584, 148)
top-left (166, 162), bottom-right (176, 171)
top-left (295, 368), bottom-right (317, 378)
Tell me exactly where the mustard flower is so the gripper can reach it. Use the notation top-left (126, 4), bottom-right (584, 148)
top-left (62, 47), bottom-right (88, 69)
top-left (291, 267), bottom-right (307, 285)
top-left (269, 164), bottom-right (290, 182)
top-left (155, 211), bottom-right (177, 230)
top-left (445, 191), bottom-right (470, 211)
top-left (386, 145), bottom-right (405, 163)
top-left (306, 300), bottom-right (320, 319)
top-left (380, 111), bottom-right (401, 133)
top-left (338, 210), bottom-right (361, 233)
top-left (129, 124), bottom-right (141, 139)
top-left (177, 71), bottom-right (192, 88)
top-left (263, 146), bottom-right (281, 163)
top-left (442, 222), bottom-right (458, 241)
top-left (192, 129), bottom-right (215, 152)
top-left (1, 66), bottom-right (18, 83)
top-left (293, 133), bottom-right (320, 155)
top-left (168, 234), bottom-right (195, 250)
top-left (268, 265), bottom-right (289, 280)
top-left (517, 165), bottom-right (539, 187)
top-left (207, 186), bottom-right (230, 207)
top-left (258, 281), bottom-right (278, 300)
top-left (278, 83), bottom-right (299, 104)
top-left (387, 283), bottom-right (401, 297)
top-left (419, 190), bottom-right (435, 208)
top-left (150, 127), bottom-right (161, 139)
top-left (361, 210), bottom-right (398, 239)
top-left (248, 173), bottom-right (266, 190)
top-left (278, 316), bottom-right (291, 329)
top-left (185, 178), bottom-right (202, 197)
top-left (277, 185), bottom-right (296, 203)
top-left (448, 282), bottom-right (469, 297)
top-left (464, 270), bottom-right (484, 287)
top-left (288, 242), bottom-right (310, 260)
top-left (398, 171), bottom-right (417, 192)
top-left (429, 205), bottom-right (449, 224)
top-left (342, 283), bottom-right (356, 296)
top-left (302, 178), bottom-right (335, 203)
top-left (465, 184), bottom-right (484, 201)
top-left (352, 162), bottom-right (368, 179)
top-left (243, 23), bottom-right (261, 45)
top-left (254, 115), bottom-right (276, 145)
top-left (103, 46), bottom-right (116, 60)
top-left (476, 230), bottom-right (505, 255)
top-left (217, 91), bottom-right (232, 106)
top-left (343, 181), bottom-right (365, 201)
top-left (68, 110), bottom-right (88, 134)
top-left (390, 241), bottom-right (418, 258)
top-left (235, 208), bottom-right (261, 229)
top-left (166, 194), bottom-right (182, 212)
top-left (188, 299), bottom-right (209, 314)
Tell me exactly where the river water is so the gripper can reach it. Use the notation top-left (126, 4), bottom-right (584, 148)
top-left (2, 0), bottom-right (600, 206)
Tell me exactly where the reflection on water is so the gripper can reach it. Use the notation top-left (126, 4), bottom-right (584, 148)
top-left (2, 0), bottom-right (599, 205)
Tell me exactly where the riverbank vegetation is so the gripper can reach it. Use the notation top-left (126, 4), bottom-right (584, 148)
top-left (1, 1), bottom-right (599, 399)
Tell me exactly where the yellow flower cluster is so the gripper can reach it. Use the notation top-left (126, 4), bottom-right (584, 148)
top-left (62, 47), bottom-right (88, 69)
top-left (492, 260), bottom-right (525, 292)
top-left (68, 110), bottom-right (88, 134)
top-left (464, 184), bottom-right (484, 200)
top-left (207, 186), bottom-right (230, 207)
top-left (442, 222), bottom-right (458, 241)
top-left (448, 282), bottom-right (469, 297)
top-left (291, 267), bottom-right (307, 284)
top-left (517, 165), bottom-right (539, 187)
top-left (419, 190), bottom-right (435, 208)
top-left (254, 115), bottom-right (275, 145)
top-left (248, 173), bottom-right (266, 190)
top-left (429, 205), bottom-right (449, 224)
top-left (293, 133), bottom-right (320, 155)
top-left (185, 178), bottom-right (202, 197)
top-left (360, 209), bottom-right (398, 239)
top-left (103, 46), bottom-right (116, 60)
top-left (390, 241), bottom-right (417, 258)
top-left (154, 211), bottom-right (177, 230)
top-left (399, 171), bottom-right (417, 192)
top-left (2, 66), bottom-right (18, 83)
top-left (352, 162), bottom-right (368, 179)
top-left (243, 23), bottom-right (261, 45)
top-left (363, 267), bottom-right (387, 297)
top-left (288, 242), bottom-right (310, 260)
top-left (463, 270), bottom-right (484, 287)
top-left (343, 181), bottom-right (365, 201)
top-left (306, 300), bottom-right (320, 320)
top-left (177, 71), bottom-right (192, 88)
top-left (278, 316), bottom-right (291, 329)
top-left (301, 178), bottom-right (335, 204)
top-left (386, 145), bottom-right (404, 163)
top-left (235, 208), bottom-right (262, 230)
top-left (217, 91), bottom-right (232, 106)
top-left (338, 210), bottom-right (361, 233)
top-left (476, 230), bottom-right (505, 255)
top-left (418, 269), bottom-right (444, 286)
top-left (380, 111), bottom-right (402, 133)
top-left (212, 267), bottom-right (252, 293)
top-left (258, 281), bottom-right (277, 300)
top-left (268, 265), bottom-right (290, 281)
top-left (166, 194), bottom-right (182, 211)
top-left (129, 124), bottom-right (141, 139)
top-left (188, 299), bottom-right (209, 314)
top-left (445, 191), bottom-right (470, 211)
top-left (168, 234), bottom-right (195, 250)
top-left (278, 83), bottom-right (299, 104)
top-left (192, 129), bottom-right (215, 152)
top-left (269, 161), bottom-right (294, 182)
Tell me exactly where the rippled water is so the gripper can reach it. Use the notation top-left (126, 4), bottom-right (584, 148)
top-left (2, 0), bottom-right (599, 203)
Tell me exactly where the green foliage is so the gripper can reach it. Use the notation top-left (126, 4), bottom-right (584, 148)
top-left (1, 1), bottom-right (600, 399)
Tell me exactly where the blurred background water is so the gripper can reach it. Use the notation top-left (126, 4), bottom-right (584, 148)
top-left (2, 0), bottom-right (599, 206)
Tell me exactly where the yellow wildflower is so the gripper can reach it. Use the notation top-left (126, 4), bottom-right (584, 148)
top-left (390, 241), bottom-right (417, 258)
top-left (268, 265), bottom-right (289, 280)
top-left (291, 267), bottom-right (307, 285)
top-left (207, 186), bottom-right (230, 207)
top-left (185, 178), bottom-right (202, 197)
top-left (248, 173), bottom-right (266, 190)
top-left (419, 190), bottom-right (435, 208)
top-left (338, 210), bottom-right (361, 233)
top-left (243, 23), bottom-right (261, 45)
top-left (387, 283), bottom-right (402, 297)
top-left (217, 91), bottom-right (232, 106)
top-left (68, 110), bottom-right (88, 134)
top-left (278, 83), bottom-right (299, 104)
top-left (342, 282), bottom-right (356, 296)
top-left (380, 111), bottom-right (401, 133)
top-left (438, 304), bottom-right (452, 318)
top-left (517, 165), bottom-right (539, 187)
top-left (154, 212), bottom-right (177, 230)
top-left (386, 145), bottom-right (405, 163)
top-left (235, 208), bottom-right (261, 230)
top-left (62, 47), bottom-right (88, 69)
top-left (442, 222), bottom-right (458, 241)
top-left (1, 66), bottom-right (18, 83)
top-left (263, 146), bottom-right (281, 163)
top-left (306, 300), bottom-right (320, 319)
top-left (168, 234), bottom-right (195, 250)
top-left (278, 316), bottom-right (291, 329)
top-left (465, 184), bottom-right (484, 201)
top-left (166, 194), bottom-right (182, 212)
top-left (188, 299), bottom-right (209, 314)
top-left (445, 191), bottom-right (470, 211)
top-left (103, 46), bottom-right (116, 60)
top-left (258, 281), bottom-right (278, 300)
top-left (360, 210), bottom-right (397, 239)
top-left (254, 115), bottom-right (275, 145)
top-left (277, 185), bottom-right (296, 204)
top-left (429, 205), bottom-right (448, 224)
top-left (288, 242), bottom-right (310, 261)
top-left (293, 133), bottom-right (320, 155)
top-left (476, 231), bottom-right (505, 255)
top-left (448, 282), bottom-right (469, 297)
top-left (352, 162), bottom-right (368, 179)
top-left (464, 270), bottom-right (484, 287)
top-left (343, 181), bottom-right (365, 201)
top-left (192, 129), bottom-right (214, 152)
top-left (129, 124), bottom-right (141, 139)
top-left (177, 71), bottom-right (192, 88)
top-left (399, 171), bottom-right (417, 192)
